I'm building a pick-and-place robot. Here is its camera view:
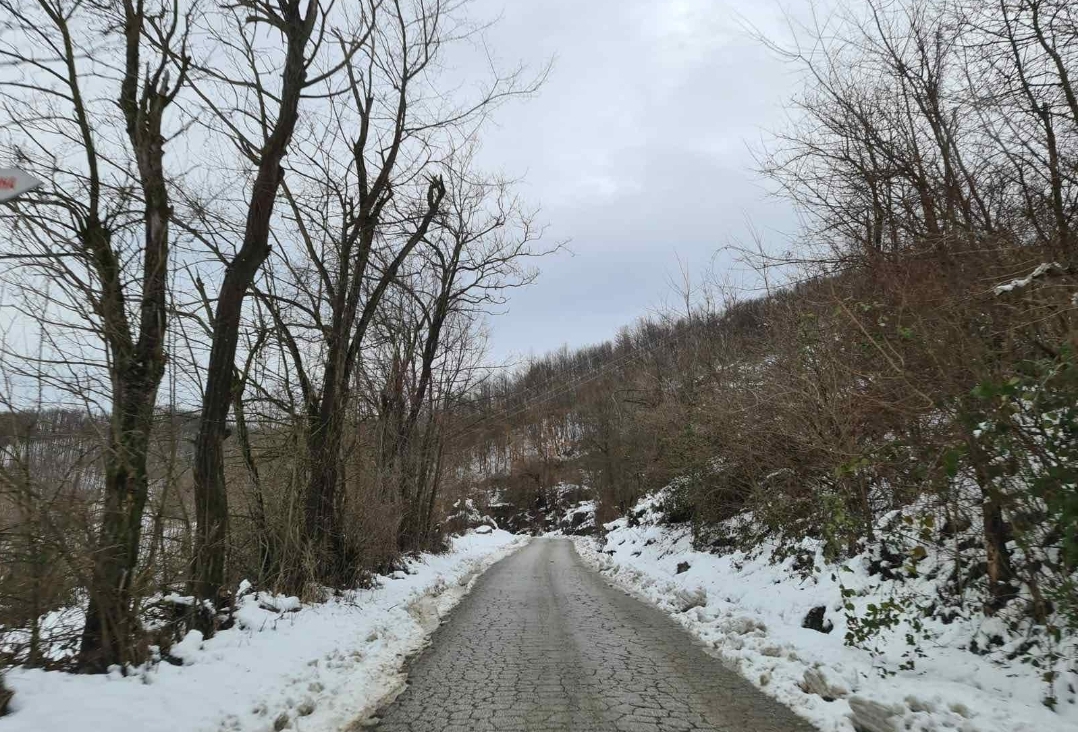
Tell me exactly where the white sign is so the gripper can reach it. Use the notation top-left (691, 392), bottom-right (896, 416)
top-left (0, 168), bottom-right (43, 203)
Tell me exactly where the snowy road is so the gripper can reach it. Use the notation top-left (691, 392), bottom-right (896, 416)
top-left (371, 538), bottom-right (817, 731)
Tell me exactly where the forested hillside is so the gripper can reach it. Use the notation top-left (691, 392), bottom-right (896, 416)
top-left (452, 0), bottom-right (1078, 697)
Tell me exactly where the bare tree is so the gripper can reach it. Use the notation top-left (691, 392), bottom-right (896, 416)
top-left (180, 0), bottom-right (366, 622)
top-left (0, 0), bottom-right (188, 670)
top-left (251, 0), bottom-right (541, 584)
top-left (383, 153), bottom-right (545, 551)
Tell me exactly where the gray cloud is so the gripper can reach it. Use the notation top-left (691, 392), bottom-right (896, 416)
top-left (458, 0), bottom-right (806, 362)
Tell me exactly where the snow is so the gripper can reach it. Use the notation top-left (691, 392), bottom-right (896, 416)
top-left (993, 262), bottom-right (1063, 295)
top-left (542, 499), bottom-right (597, 535)
top-left (445, 497), bottom-right (498, 529)
top-left (564, 499), bottom-right (596, 528)
top-left (3, 530), bottom-right (526, 732)
top-left (572, 491), bottom-right (1078, 732)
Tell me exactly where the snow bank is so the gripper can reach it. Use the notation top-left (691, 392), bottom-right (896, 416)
top-left (573, 496), bottom-right (1077, 732)
top-left (3, 530), bottom-right (526, 732)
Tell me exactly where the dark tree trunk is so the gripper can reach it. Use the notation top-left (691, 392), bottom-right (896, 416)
top-left (78, 0), bottom-right (177, 668)
top-left (395, 234), bottom-right (462, 552)
top-left (190, 188), bottom-right (285, 619)
top-left (966, 432), bottom-right (1017, 614)
top-left (300, 179), bottom-right (444, 576)
top-left (79, 380), bottom-right (158, 671)
top-left (398, 421), bottom-right (439, 552)
top-left (304, 378), bottom-right (346, 561)
top-left (420, 437), bottom-right (446, 547)
top-left (190, 1), bottom-right (315, 628)
top-left (981, 493), bottom-right (1017, 612)
top-left (233, 373), bottom-right (274, 582)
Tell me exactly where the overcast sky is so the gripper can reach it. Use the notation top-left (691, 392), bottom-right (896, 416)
top-left (459, 0), bottom-right (807, 364)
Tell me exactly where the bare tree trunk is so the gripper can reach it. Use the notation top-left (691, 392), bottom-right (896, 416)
top-left (233, 365), bottom-right (274, 581)
top-left (420, 437), bottom-right (446, 546)
top-left (301, 178), bottom-right (444, 576)
top-left (395, 245), bottom-right (459, 552)
top-left (189, 0), bottom-right (317, 628)
top-left (79, 382), bottom-right (157, 671)
top-left (981, 492), bottom-right (1017, 611)
top-left (77, 0), bottom-right (182, 671)
top-left (965, 432), bottom-right (1017, 613)
top-left (304, 375), bottom-right (346, 558)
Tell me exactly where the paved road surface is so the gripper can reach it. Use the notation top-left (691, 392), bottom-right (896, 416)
top-left (370, 538), bottom-right (818, 732)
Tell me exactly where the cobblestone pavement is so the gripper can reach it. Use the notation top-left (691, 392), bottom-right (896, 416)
top-left (370, 538), bottom-right (818, 732)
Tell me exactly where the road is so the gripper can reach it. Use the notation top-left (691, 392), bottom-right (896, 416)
top-left (370, 537), bottom-right (818, 732)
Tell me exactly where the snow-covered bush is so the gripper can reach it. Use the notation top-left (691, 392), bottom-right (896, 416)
top-left (442, 498), bottom-right (499, 536)
top-left (967, 353), bottom-right (1078, 639)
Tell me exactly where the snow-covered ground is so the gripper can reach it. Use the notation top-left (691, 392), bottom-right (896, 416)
top-left (3, 530), bottom-right (526, 732)
top-left (572, 493), bottom-right (1078, 732)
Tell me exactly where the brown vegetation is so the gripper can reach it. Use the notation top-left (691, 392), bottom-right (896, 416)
top-left (454, 0), bottom-right (1078, 643)
top-left (0, 0), bottom-right (544, 674)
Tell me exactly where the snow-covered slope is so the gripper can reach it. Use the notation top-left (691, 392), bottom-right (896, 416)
top-left (3, 530), bottom-right (526, 732)
top-left (573, 492), bottom-right (1077, 732)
